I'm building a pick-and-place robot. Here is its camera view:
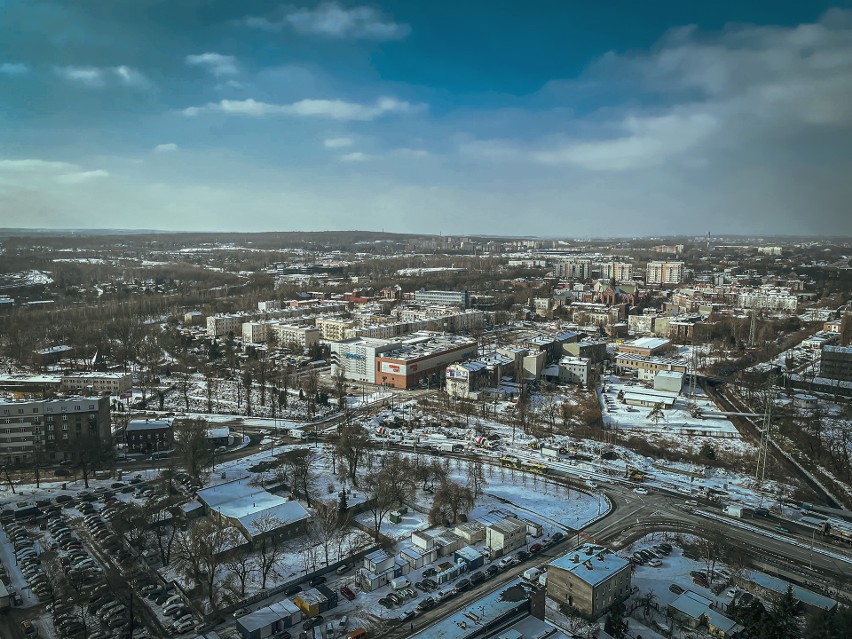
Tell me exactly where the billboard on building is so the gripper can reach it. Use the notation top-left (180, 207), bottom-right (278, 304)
top-left (380, 361), bottom-right (407, 375)
top-left (446, 368), bottom-right (468, 379)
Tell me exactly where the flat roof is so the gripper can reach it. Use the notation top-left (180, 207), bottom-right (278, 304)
top-left (623, 337), bottom-right (670, 349)
top-left (409, 579), bottom-right (535, 639)
top-left (127, 419), bottom-right (172, 432)
top-left (549, 545), bottom-right (629, 587)
top-left (747, 571), bottom-right (837, 610)
top-left (236, 599), bottom-right (300, 633)
top-left (197, 478), bottom-right (309, 536)
top-left (823, 345), bottom-right (852, 354)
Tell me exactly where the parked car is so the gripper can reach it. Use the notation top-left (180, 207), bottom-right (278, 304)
top-left (469, 571), bottom-right (485, 585)
top-left (308, 575), bottom-right (326, 587)
top-left (529, 543), bottom-right (542, 553)
top-left (416, 597), bottom-right (435, 612)
top-left (284, 585), bottom-right (302, 597)
top-left (397, 610), bottom-right (415, 623)
top-left (453, 578), bottom-right (472, 593)
top-left (336, 564), bottom-right (352, 575)
top-left (302, 616), bottom-right (324, 630)
top-left (669, 584), bottom-right (684, 595)
top-left (340, 586), bottom-right (356, 601)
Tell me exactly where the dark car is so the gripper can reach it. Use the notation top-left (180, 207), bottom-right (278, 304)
top-left (397, 610), bottom-right (415, 624)
top-left (469, 571), bottom-right (485, 585)
top-left (308, 575), bottom-right (326, 587)
top-left (422, 567), bottom-right (437, 578)
top-left (378, 597), bottom-right (393, 609)
top-left (669, 584), bottom-right (684, 595)
top-left (54, 468), bottom-right (71, 477)
top-left (529, 543), bottom-right (543, 553)
top-left (484, 565), bottom-right (499, 578)
top-left (302, 616), bottom-right (323, 630)
top-left (416, 597), bottom-right (435, 612)
top-left (551, 532), bottom-right (565, 543)
top-left (340, 586), bottom-right (356, 601)
top-left (516, 550), bottom-right (530, 562)
top-left (284, 585), bottom-right (302, 597)
top-left (453, 578), bottom-right (472, 593)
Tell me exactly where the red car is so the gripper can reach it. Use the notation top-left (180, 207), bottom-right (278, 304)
top-left (340, 586), bottom-right (356, 601)
top-left (529, 543), bottom-right (543, 553)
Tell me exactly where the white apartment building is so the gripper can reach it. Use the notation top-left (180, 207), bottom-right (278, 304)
top-left (330, 338), bottom-right (397, 384)
top-left (603, 261), bottom-right (633, 283)
top-left (558, 357), bottom-right (591, 385)
top-left (736, 291), bottom-right (798, 312)
top-left (257, 300), bottom-right (283, 312)
top-left (60, 373), bottom-right (132, 395)
top-left (315, 318), bottom-right (356, 341)
top-left (272, 324), bottom-right (320, 349)
top-left (207, 314), bottom-right (244, 338)
top-left (555, 258), bottom-right (592, 280)
top-left (242, 321), bottom-right (272, 344)
top-left (646, 261), bottom-right (684, 285)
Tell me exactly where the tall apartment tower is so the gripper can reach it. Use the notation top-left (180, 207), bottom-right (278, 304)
top-left (645, 261), bottom-right (684, 285)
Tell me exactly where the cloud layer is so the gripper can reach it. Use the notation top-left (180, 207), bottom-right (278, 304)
top-left (245, 2), bottom-right (410, 40)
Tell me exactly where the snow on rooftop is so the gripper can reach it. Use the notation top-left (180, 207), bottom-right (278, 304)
top-left (549, 544), bottom-right (629, 587)
top-left (197, 477), bottom-right (309, 536)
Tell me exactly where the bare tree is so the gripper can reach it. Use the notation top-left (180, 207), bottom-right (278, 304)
top-left (283, 448), bottom-right (315, 507)
top-left (429, 479), bottom-right (474, 525)
top-left (253, 514), bottom-right (285, 590)
top-left (363, 453), bottom-right (416, 539)
top-left (224, 548), bottom-right (256, 599)
top-left (466, 456), bottom-right (488, 499)
top-left (173, 417), bottom-right (214, 485)
top-left (336, 424), bottom-right (370, 486)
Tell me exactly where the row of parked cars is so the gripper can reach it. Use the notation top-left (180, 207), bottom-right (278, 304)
top-left (141, 585), bottom-right (196, 635)
top-left (5, 519), bottom-right (49, 601)
top-left (631, 542), bottom-right (672, 567)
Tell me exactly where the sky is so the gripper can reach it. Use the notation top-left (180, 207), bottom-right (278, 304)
top-left (2, 0), bottom-right (852, 237)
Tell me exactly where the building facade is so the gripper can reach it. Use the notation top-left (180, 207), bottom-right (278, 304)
top-left (0, 396), bottom-right (111, 465)
top-left (60, 373), bottom-right (132, 395)
top-left (646, 261), bottom-right (684, 285)
top-left (414, 289), bottom-right (470, 308)
top-left (271, 324), bottom-right (320, 349)
top-left (547, 544), bottom-right (632, 618)
top-left (820, 345), bottom-right (852, 383)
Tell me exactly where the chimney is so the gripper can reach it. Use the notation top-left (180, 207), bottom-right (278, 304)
top-left (572, 555), bottom-right (580, 563)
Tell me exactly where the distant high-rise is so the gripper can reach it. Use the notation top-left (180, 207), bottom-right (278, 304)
top-left (646, 261), bottom-right (684, 285)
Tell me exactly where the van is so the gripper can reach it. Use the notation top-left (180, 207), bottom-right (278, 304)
top-left (390, 577), bottom-right (410, 590)
top-left (522, 567), bottom-right (541, 582)
top-left (348, 629), bottom-right (367, 639)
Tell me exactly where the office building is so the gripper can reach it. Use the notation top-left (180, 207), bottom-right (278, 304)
top-left (820, 345), bottom-right (852, 383)
top-left (414, 289), bottom-right (470, 308)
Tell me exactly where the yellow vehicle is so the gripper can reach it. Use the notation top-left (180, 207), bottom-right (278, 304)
top-left (625, 465), bottom-right (645, 482)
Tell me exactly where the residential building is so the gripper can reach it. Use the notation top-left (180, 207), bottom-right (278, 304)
top-left (207, 314), bottom-right (243, 338)
top-left (183, 311), bottom-right (205, 326)
top-left (736, 291), bottom-right (798, 312)
top-left (315, 318), bottom-right (356, 341)
top-left (0, 396), bottom-right (110, 465)
top-left (60, 373), bottom-right (132, 395)
top-left (614, 353), bottom-right (688, 381)
top-left (646, 261), bottom-right (684, 285)
top-left (125, 418), bottom-right (173, 453)
top-left (558, 357), bottom-right (591, 385)
top-left (414, 289), bottom-right (470, 308)
top-left (242, 321), bottom-right (272, 344)
top-left (357, 548), bottom-right (410, 592)
top-left (271, 324), bottom-right (320, 349)
top-left (618, 337), bottom-right (672, 357)
top-left (602, 261), bottom-right (633, 283)
top-left (820, 345), bottom-right (852, 383)
top-left (485, 517), bottom-right (527, 557)
top-left (668, 591), bottom-right (741, 638)
top-left (563, 340), bottom-right (607, 365)
top-left (555, 258), bottom-right (592, 280)
top-left (547, 544), bottom-right (632, 618)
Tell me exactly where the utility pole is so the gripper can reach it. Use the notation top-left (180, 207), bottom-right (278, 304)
top-left (749, 309), bottom-right (757, 347)
top-left (755, 381), bottom-right (775, 488)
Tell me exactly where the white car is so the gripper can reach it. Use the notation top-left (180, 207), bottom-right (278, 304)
top-left (633, 487), bottom-right (649, 495)
top-left (648, 558), bottom-right (662, 567)
top-left (585, 480), bottom-right (598, 488)
top-left (172, 619), bottom-right (194, 634)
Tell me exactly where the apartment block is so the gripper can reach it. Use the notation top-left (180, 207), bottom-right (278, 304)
top-left (272, 324), bottom-right (320, 349)
top-left (60, 373), bottom-right (132, 395)
top-left (0, 396), bottom-right (111, 465)
top-left (646, 261), bottom-right (684, 285)
top-left (207, 314), bottom-right (244, 338)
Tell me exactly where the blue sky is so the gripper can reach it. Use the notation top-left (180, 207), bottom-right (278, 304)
top-left (2, 1), bottom-right (851, 236)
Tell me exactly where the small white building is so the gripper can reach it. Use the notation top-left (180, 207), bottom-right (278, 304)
top-left (485, 517), bottom-right (527, 557)
top-left (559, 357), bottom-right (591, 385)
top-left (653, 370), bottom-right (684, 393)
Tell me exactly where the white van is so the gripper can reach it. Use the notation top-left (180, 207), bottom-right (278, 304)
top-left (390, 577), bottom-right (410, 590)
top-left (522, 567), bottom-right (541, 582)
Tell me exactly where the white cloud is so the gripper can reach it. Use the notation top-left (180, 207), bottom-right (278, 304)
top-left (183, 97), bottom-right (425, 120)
top-left (185, 53), bottom-right (238, 77)
top-left (0, 62), bottom-right (29, 76)
top-left (153, 143), bottom-right (179, 153)
top-left (54, 65), bottom-right (149, 88)
top-left (323, 137), bottom-right (354, 149)
top-left (244, 2), bottom-right (410, 40)
top-left (532, 113), bottom-right (718, 171)
top-left (0, 158), bottom-right (109, 186)
top-left (55, 170), bottom-right (109, 184)
top-left (339, 152), bottom-right (372, 162)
